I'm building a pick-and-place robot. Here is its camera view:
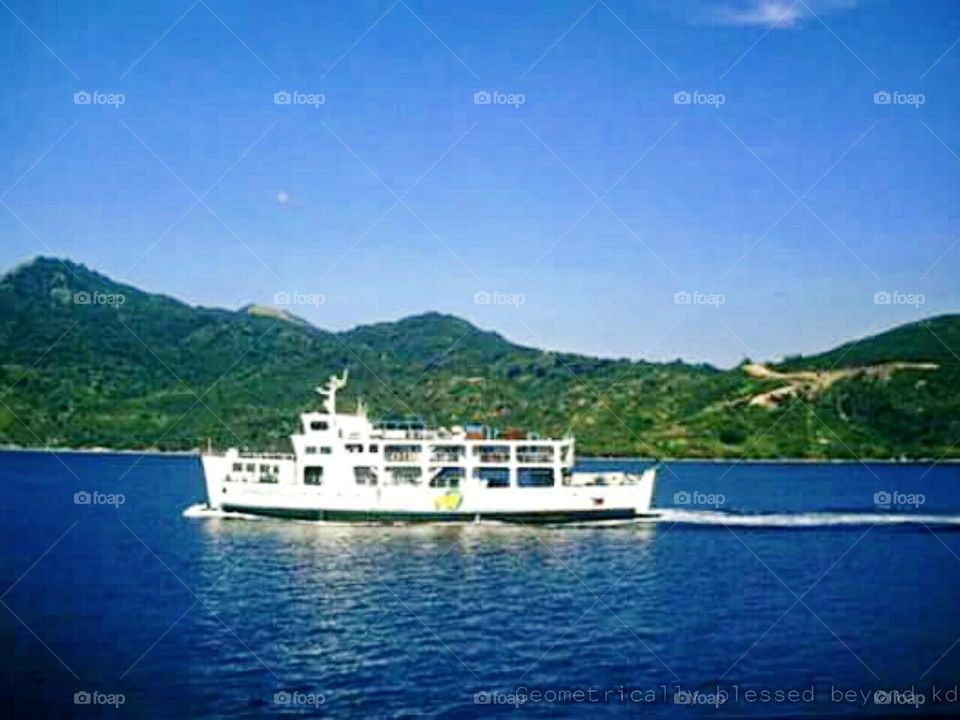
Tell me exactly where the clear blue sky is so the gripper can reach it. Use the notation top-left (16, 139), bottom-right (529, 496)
top-left (1, 0), bottom-right (958, 366)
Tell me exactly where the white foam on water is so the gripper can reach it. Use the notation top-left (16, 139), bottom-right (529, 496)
top-left (644, 508), bottom-right (960, 527)
top-left (182, 503), bottom-right (263, 520)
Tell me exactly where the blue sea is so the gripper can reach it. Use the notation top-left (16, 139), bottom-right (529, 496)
top-left (2, 451), bottom-right (960, 718)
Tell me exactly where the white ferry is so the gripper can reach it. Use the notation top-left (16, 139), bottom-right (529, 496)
top-left (200, 372), bottom-right (657, 523)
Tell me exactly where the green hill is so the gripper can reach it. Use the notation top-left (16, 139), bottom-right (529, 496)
top-left (0, 257), bottom-right (957, 459)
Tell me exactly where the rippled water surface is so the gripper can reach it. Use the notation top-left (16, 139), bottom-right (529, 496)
top-left (2, 451), bottom-right (960, 717)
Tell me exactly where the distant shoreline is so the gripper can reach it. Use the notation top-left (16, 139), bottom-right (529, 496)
top-left (1, 446), bottom-right (956, 464)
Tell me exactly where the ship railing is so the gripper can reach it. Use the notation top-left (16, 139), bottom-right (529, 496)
top-left (517, 452), bottom-right (554, 463)
top-left (205, 450), bottom-right (295, 460)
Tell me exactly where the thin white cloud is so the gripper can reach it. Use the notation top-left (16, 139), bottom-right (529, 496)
top-left (704, 0), bottom-right (857, 29)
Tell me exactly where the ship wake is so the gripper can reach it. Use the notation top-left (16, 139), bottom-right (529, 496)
top-left (643, 508), bottom-right (960, 528)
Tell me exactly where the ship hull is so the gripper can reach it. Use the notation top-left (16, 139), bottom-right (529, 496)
top-left (202, 455), bottom-right (657, 524)
top-left (219, 504), bottom-right (649, 523)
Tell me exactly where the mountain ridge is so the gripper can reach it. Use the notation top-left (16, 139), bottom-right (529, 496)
top-left (1, 256), bottom-right (957, 458)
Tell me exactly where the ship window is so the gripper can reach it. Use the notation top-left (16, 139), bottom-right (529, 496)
top-left (431, 445), bottom-right (465, 462)
top-left (320, 447), bottom-right (332, 455)
top-left (232, 463), bottom-right (242, 472)
top-left (518, 468), bottom-right (554, 488)
top-left (304, 467), bottom-right (324, 485)
top-left (387, 466), bottom-right (422, 485)
top-left (354, 466), bottom-right (377, 486)
top-left (310, 421), bottom-right (329, 431)
top-left (474, 445), bottom-right (510, 463)
top-left (385, 445), bottom-right (422, 462)
top-left (346, 444), bottom-right (363, 453)
top-left (474, 468), bottom-right (510, 488)
top-left (259, 464), bottom-right (270, 472)
top-left (430, 467), bottom-right (464, 488)
top-left (369, 444), bottom-right (379, 453)
top-left (305, 447), bottom-right (317, 454)
top-left (245, 463), bottom-right (255, 472)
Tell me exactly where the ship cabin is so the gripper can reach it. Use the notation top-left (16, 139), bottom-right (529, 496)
top-left (218, 372), bottom-right (576, 490)
top-left (290, 404), bottom-right (575, 491)
top-left (282, 372), bottom-right (574, 491)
